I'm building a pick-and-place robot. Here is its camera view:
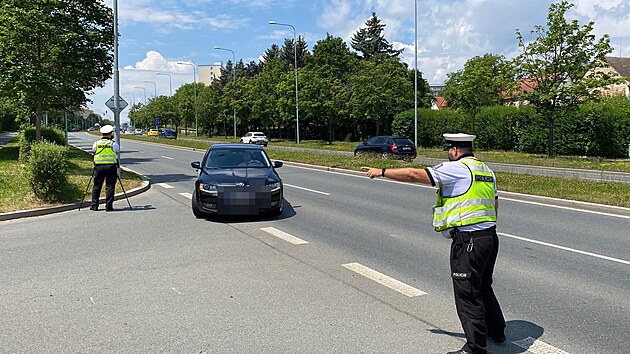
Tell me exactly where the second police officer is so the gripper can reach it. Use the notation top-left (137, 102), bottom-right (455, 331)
top-left (362, 133), bottom-right (506, 354)
top-left (90, 124), bottom-right (120, 212)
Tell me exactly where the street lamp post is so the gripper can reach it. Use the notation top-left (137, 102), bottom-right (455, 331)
top-left (133, 86), bottom-right (147, 104)
top-left (177, 62), bottom-right (198, 137)
top-left (269, 20), bottom-right (299, 144)
top-left (156, 73), bottom-right (172, 96)
top-left (214, 46), bottom-right (237, 139)
top-left (143, 80), bottom-right (157, 98)
top-left (414, 0), bottom-right (418, 148)
top-left (124, 92), bottom-right (135, 106)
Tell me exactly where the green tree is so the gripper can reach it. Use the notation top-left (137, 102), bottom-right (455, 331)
top-left (348, 57), bottom-right (412, 137)
top-left (261, 44), bottom-right (282, 65)
top-left (173, 83), bottom-right (199, 134)
top-left (351, 12), bottom-right (402, 61)
top-left (197, 82), bottom-right (224, 136)
top-left (0, 0), bottom-right (114, 141)
top-left (442, 54), bottom-right (515, 132)
top-left (280, 36), bottom-right (309, 72)
top-left (248, 59), bottom-right (285, 136)
top-left (310, 34), bottom-right (357, 78)
top-left (514, 0), bottom-right (619, 157)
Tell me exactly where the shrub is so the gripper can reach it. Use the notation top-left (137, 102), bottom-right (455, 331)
top-left (26, 141), bottom-right (69, 201)
top-left (18, 135), bottom-right (31, 163)
top-left (393, 108), bottom-right (468, 147)
top-left (580, 96), bottom-right (630, 158)
top-left (22, 126), bottom-right (67, 146)
top-left (472, 106), bottom-right (532, 151)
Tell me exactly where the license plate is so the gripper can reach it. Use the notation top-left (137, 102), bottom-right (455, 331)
top-left (402, 147), bottom-right (411, 150)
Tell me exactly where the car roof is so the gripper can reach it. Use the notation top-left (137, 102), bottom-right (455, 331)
top-left (209, 143), bottom-right (264, 150)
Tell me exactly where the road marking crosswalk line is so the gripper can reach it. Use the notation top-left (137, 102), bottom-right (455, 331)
top-left (155, 183), bottom-right (174, 189)
top-left (260, 227), bottom-right (309, 245)
top-left (512, 337), bottom-right (569, 354)
top-left (179, 192), bottom-right (192, 199)
top-left (342, 262), bottom-right (427, 298)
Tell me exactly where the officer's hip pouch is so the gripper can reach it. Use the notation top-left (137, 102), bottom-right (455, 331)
top-left (450, 229), bottom-right (474, 281)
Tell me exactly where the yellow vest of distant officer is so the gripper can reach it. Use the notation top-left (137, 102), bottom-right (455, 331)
top-left (93, 139), bottom-right (118, 165)
top-left (433, 158), bottom-right (497, 232)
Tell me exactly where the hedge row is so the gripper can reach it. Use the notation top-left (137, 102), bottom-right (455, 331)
top-left (393, 96), bottom-right (630, 158)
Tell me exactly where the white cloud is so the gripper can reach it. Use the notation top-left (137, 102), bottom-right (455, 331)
top-left (88, 51), bottom-right (197, 123)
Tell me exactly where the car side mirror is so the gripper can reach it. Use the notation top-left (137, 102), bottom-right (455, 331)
top-left (363, 140), bottom-right (369, 145)
top-left (191, 161), bottom-right (200, 169)
top-left (273, 161), bottom-right (283, 168)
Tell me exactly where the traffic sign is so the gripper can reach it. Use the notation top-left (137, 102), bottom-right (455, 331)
top-left (152, 118), bottom-right (160, 127)
top-left (105, 95), bottom-right (128, 113)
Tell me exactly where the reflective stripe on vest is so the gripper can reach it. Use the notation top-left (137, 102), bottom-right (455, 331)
top-left (94, 139), bottom-right (117, 165)
top-left (432, 158), bottom-right (496, 231)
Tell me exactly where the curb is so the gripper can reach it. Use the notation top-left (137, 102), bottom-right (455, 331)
top-left (282, 161), bottom-right (630, 218)
top-left (0, 168), bottom-right (151, 222)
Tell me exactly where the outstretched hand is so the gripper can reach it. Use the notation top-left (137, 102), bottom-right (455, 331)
top-left (361, 166), bottom-right (381, 179)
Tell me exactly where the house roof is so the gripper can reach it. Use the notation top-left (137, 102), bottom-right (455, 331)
top-left (605, 56), bottom-right (630, 80)
top-left (434, 96), bottom-right (447, 109)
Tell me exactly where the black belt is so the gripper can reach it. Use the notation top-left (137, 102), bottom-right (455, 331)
top-left (451, 226), bottom-right (496, 243)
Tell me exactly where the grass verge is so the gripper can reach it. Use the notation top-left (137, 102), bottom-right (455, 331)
top-left (0, 137), bottom-right (143, 213)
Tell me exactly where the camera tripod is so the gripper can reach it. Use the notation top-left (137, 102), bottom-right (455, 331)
top-left (79, 165), bottom-right (132, 211)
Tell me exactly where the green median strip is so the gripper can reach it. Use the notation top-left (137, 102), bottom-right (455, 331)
top-left (0, 137), bottom-right (142, 213)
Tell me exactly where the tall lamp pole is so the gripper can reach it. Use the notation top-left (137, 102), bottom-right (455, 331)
top-left (133, 86), bottom-right (147, 104)
top-left (124, 92), bottom-right (135, 106)
top-left (177, 62), bottom-right (198, 137)
top-left (214, 46), bottom-right (237, 139)
top-left (113, 0), bottom-right (121, 174)
top-left (269, 20), bottom-right (299, 144)
top-left (156, 73), bottom-right (172, 96)
top-left (414, 0), bottom-right (418, 148)
top-left (143, 80), bottom-right (157, 98)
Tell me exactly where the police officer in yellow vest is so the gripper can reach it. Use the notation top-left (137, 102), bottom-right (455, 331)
top-left (362, 133), bottom-right (505, 354)
top-left (90, 125), bottom-right (120, 211)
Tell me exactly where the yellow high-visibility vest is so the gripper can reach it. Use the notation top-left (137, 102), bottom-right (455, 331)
top-left (432, 158), bottom-right (496, 232)
top-left (94, 139), bottom-right (117, 165)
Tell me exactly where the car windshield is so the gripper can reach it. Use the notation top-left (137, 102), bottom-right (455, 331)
top-left (204, 149), bottom-right (270, 169)
top-left (253, 133), bottom-right (265, 137)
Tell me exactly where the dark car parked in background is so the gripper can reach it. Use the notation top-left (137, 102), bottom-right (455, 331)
top-left (190, 144), bottom-right (283, 218)
top-left (159, 129), bottom-right (177, 139)
top-left (354, 136), bottom-right (417, 159)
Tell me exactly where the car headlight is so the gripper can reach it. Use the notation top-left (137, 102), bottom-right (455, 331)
top-left (199, 183), bottom-right (218, 193)
top-left (267, 182), bottom-right (281, 192)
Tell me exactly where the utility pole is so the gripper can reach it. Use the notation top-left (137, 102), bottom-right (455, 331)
top-left (113, 0), bottom-right (121, 175)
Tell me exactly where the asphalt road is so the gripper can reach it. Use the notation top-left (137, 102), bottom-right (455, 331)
top-left (1, 132), bottom-right (628, 353)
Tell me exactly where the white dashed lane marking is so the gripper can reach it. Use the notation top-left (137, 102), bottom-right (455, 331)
top-left (342, 262), bottom-right (427, 298)
top-left (499, 232), bottom-right (630, 265)
top-left (284, 183), bottom-right (330, 195)
top-left (161, 156), bottom-right (174, 160)
top-left (155, 183), bottom-right (174, 189)
top-left (180, 192), bottom-right (192, 199)
top-left (512, 336), bottom-right (570, 354)
top-left (260, 227), bottom-right (309, 245)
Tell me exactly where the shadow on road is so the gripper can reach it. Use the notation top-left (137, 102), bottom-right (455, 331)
top-left (430, 320), bottom-right (545, 353)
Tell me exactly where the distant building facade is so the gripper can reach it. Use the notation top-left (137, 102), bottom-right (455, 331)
top-left (198, 62), bottom-right (223, 86)
top-left (598, 56), bottom-right (630, 97)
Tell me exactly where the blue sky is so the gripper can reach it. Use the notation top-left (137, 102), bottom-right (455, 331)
top-left (92, 0), bottom-right (630, 123)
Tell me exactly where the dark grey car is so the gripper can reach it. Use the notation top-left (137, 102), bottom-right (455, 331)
top-left (190, 144), bottom-right (283, 218)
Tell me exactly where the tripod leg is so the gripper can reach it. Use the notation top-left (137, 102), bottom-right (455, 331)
top-left (117, 174), bottom-right (132, 210)
top-left (79, 169), bottom-right (95, 211)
